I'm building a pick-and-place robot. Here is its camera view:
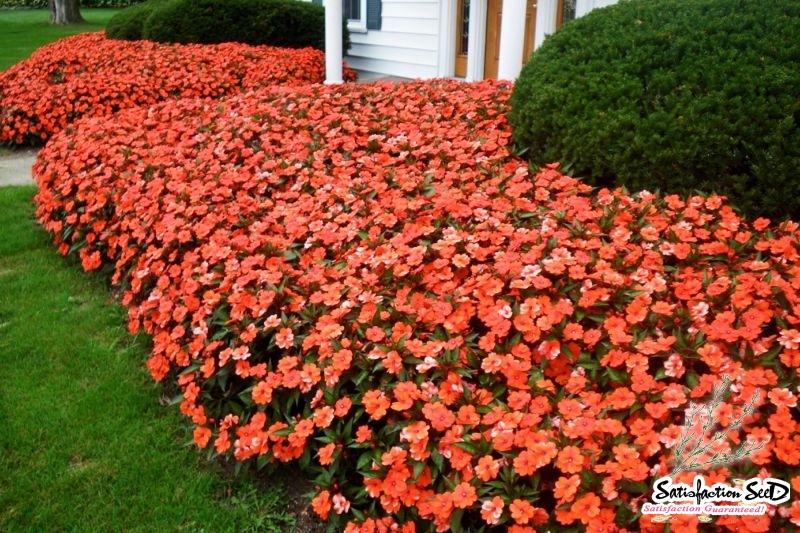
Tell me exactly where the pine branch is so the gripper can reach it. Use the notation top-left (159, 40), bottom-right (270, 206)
top-left (670, 376), bottom-right (763, 477)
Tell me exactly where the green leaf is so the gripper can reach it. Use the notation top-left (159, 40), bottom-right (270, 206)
top-left (352, 369), bottom-right (370, 386)
top-left (411, 460), bottom-right (426, 482)
top-left (270, 426), bottom-right (293, 437)
top-left (453, 440), bottom-right (480, 455)
top-left (431, 449), bottom-right (445, 472)
top-left (605, 366), bottom-right (626, 383)
top-left (615, 502), bottom-right (639, 526)
top-left (449, 508), bottom-right (464, 532)
top-left (617, 480), bottom-right (650, 494)
top-left (580, 468), bottom-right (600, 486)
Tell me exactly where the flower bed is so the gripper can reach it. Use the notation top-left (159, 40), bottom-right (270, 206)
top-left (34, 79), bottom-right (800, 531)
top-left (0, 32), bottom-right (356, 146)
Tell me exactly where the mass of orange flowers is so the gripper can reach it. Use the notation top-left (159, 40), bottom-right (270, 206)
top-left (32, 75), bottom-right (800, 531)
top-left (0, 32), bottom-right (355, 145)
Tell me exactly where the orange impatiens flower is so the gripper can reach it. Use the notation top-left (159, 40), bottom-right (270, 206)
top-left (311, 490), bottom-right (332, 520)
top-left (774, 435), bottom-right (800, 465)
top-left (480, 496), bottom-right (505, 525)
top-left (509, 499), bottom-right (536, 525)
top-left (603, 387), bottom-right (637, 410)
top-left (604, 315), bottom-right (633, 345)
top-left (274, 326), bottom-right (294, 348)
top-left (556, 445), bottom-right (584, 474)
top-left (335, 397), bottom-right (353, 416)
top-left (571, 493), bottom-right (601, 524)
top-left (554, 474), bottom-right (581, 503)
top-left (363, 389), bottom-right (391, 421)
top-left (768, 387), bottom-right (798, 408)
top-left (452, 482), bottom-right (477, 509)
top-left (317, 442), bottom-right (336, 465)
top-left (475, 455), bottom-right (501, 482)
top-left (421, 402), bottom-right (456, 432)
top-left (193, 426), bottom-right (212, 449)
top-left (365, 325), bottom-right (386, 342)
top-left (557, 398), bottom-right (584, 420)
top-left (355, 425), bottom-right (372, 443)
top-left (400, 421), bottom-right (429, 444)
top-left (508, 499), bottom-right (547, 531)
top-left (790, 500), bottom-right (800, 527)
top-left (428, 492), bottom-right (454, 527)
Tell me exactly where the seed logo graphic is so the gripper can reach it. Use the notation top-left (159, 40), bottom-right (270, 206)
top-left (641, 375), bottom-right (789, 523)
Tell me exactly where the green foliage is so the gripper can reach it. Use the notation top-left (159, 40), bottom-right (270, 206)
top-left (129, 0), bottom-right (350, 51)
top-left (509, 0), bottom-right (800, 221)
top-left (104, 0), bottom-right (162, 40)
top-left (0, 0), bottom-right (144, 7)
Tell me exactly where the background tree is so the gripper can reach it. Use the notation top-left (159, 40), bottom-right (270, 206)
top-left (49, 0), bottom-right (84, 24)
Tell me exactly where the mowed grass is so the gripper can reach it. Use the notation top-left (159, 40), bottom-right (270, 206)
top-left (0, 8), bottom-right (118, 71)
top-left (0, 186), bottom-right (295, 532)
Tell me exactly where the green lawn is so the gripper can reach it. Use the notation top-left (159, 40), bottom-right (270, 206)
top-left (0, 186), bottom-right (295, 532)
top-left (0, 8), bottom-right (118, 71)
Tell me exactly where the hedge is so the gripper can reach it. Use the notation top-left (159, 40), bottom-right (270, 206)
top-left (0, 0), bottom-right (145, 8)
top-left (104, 0), bottom-right (162, 40)
top-left (106, 0), bottom-right (350, 52)
top-left (508, 0), bottom-right (800, 221)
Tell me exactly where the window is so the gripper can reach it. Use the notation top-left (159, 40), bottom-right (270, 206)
top-left (459, 0), bottom-right (470, 56)
top-left (558, 0), bottom-right (577, 27)
top-left (345, 0), bottom-right (368, 32)
top-left (318, 0), bottom-right (379, 32)
top-left (344, 0), bottom-right (361, 20)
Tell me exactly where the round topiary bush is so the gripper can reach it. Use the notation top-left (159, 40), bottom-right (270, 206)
top-left (509, 0), bottom-right (800, 221)
top-left (105, 0), bottom-right (164, 40)
top-left (136, 0), bottom-right (349, 52)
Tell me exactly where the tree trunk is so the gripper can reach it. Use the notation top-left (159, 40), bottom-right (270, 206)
top-left (49, 0), bottom-right (84, 25)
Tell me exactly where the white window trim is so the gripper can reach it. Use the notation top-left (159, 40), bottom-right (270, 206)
top-left (346, 0), bottom-right (369, 33)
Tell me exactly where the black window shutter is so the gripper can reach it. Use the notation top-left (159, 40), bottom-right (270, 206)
top-left (366, 0), bottom-right (381, 30)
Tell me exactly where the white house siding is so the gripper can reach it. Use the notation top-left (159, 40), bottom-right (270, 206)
top-left (318, 0), bottom-right (622, 82)
top-left (345, 0), bottom-right (442, 79)
top-left (575, 0), bottom-right (618, 17)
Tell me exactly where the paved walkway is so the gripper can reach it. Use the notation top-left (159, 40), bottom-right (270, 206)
top-left (0, 148), bottom-right (37, 187)
top-left (0, 71), bottom-right (409, 188)
top-left (355, 71), bottom-right (412, 84)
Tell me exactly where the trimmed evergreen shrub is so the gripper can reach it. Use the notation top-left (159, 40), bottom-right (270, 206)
top-left (1, 0), bottom-right (145, 7)
top-left (105, 0), bottom-right (163, 40)
top-left (139, 0), bottom-right (350, 52)
top-left (0, 0), bottom-right (48, 6)
top-left (509, 0), bottom-right (800, 221)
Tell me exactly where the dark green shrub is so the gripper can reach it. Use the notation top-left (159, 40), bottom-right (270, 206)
top-left (140, 0), bottom-right (350, 52)
top-left (0, 0), bottom-right (145, 7)
top-left (509, 0), bottom-right (800, 220)
top-left (86, 0), bottom-right (147, 6)
top-left (105, 0), bottom-right (163, 40)
top-left (0, 0), bottom-right (47, 6)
